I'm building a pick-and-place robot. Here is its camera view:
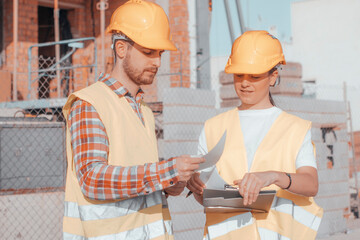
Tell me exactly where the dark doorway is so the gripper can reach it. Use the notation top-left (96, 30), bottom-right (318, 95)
top-left (37, 6), bottom-right (72, 98)
top-left (0, 0), bottom-right (4, 64)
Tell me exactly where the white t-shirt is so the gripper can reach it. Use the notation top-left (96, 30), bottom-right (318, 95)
top-left (198, 107), bottom-right (317, 170)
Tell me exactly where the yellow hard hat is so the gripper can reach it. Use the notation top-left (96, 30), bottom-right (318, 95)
top-left (106, 0), bottom-right (177, 51)
top-left (225, 30), bottom-right (286, 74)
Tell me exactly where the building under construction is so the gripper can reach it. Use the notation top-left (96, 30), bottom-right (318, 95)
top-left (0, 0), bottom-right (210, 107)
top-left (0, 0), bottom-right (360, 239)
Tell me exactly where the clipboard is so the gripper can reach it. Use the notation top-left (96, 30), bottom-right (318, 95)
top-left (203, 188), bottom-right (276, 213)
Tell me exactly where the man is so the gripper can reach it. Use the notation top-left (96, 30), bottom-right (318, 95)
top-left (62, 1), bottom-right (204, 239)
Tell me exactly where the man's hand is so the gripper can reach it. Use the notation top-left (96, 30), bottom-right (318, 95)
top-left (164, 181), bottom-right (186, 196)
top-left (175, 155), bottom-right (205, 182)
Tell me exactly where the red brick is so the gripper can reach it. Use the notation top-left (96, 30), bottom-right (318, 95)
top-left (1, 0), bottom-right (193, 101)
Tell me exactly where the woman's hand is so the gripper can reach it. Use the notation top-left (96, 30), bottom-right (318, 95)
top-left (187, 172), bottom-right (205, 194)
top-left (233, 167), bottom-right (319, 205)
top-left (187, 172), bottom-right (206, 204)
top-left (164, 181), bottom-right (187, 196)
top-left (233, 171), bottom-right (278, 205)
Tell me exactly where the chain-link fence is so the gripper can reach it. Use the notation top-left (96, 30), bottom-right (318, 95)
top-left (1, 55), bottom-right (360, 239)
top-left (0, 37), bottom-right (98, 239)
top-left (0, 116), bottom-right (65, 239)
top-left (28, 37), bottom-right (97, 100)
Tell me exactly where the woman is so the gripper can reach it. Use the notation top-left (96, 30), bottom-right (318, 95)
top-left (187, 31), bottom-right (323, 240)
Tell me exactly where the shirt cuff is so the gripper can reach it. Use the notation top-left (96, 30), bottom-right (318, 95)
top-left (158, 157), bottom-right (179, 189)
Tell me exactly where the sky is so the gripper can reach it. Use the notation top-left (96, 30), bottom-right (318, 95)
top-left (210, 0), bottom-right (300, 57)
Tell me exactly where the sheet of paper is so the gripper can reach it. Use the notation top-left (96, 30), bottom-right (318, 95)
top-left (200, 166), bottom-right (228, 190)
top-left (197, 131), bottom-right (227, 171)
top-left (199, 166), bottom-right (215, 184)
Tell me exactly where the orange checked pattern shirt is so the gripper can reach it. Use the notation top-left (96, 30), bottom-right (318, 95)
top-left (68, 73), bottom-right (178, 200)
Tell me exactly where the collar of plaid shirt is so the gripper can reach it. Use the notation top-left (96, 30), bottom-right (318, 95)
top-left (99, 73), bottom-right (144, 104)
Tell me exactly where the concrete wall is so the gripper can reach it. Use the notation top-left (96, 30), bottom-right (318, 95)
top-left (0, 191), bottom-right (64, 239)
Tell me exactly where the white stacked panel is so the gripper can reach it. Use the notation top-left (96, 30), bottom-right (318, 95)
top-left (162, 88), bottom-right (216, 240)
top-left (274, 95), bottom-right (349, 238)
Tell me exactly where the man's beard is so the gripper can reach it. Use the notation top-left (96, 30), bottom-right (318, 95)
top-left (123, 54), bottom-right (158, 86)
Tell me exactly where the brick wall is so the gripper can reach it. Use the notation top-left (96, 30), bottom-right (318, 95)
top-left (1, 0), bottom-right (188, 102)
top-left (1, 0), bottom-right (90, 100)
top-left (66, 3), bottom-right (86, 39)
top-left (352, 131), bottom-right (360, 176)
top-left (2, 0), bottom-right (38, 100)
top-left (169, 0), bottom-right (190, 88)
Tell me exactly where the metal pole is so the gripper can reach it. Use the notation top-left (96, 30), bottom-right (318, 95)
top-left (28, 46), bottom-right (32, 100)
top-left (235, 0), bottom-right (245, 34)
top-left (100, 0), bottom-right (106, 73)
top-left (13, 0), bottom-right (18, 101)
top-left (94, 39), bottom-right (98, 83)
top-left (54, 0), bottom-right (61, 98)
top-left (224, 0), bottom-right (235, 43)
top-left (29, 37), bottom-right (95, 48)
top-left (344, 82), bottom-right (360, 210)
top-left (179, 48), bottom-right (183, 87)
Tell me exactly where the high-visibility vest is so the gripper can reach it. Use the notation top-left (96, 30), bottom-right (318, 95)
top-left (204, 108), bottom-right (323, 240)
top-left (62, 81), bottom-right (173, 240)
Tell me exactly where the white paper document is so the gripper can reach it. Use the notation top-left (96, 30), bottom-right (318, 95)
top-left (200, 166), bottom-right (227, 190)
top-left (194, 131), bottom-right (227, 189)
top-left (197, 131), bottom-right (227, 171)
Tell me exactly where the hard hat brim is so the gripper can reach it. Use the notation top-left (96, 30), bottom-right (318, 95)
top-left (225, 61), bottom-right (286, 75)
top-left (107, 28), bottom-right (177, 51)
top-left (139, 39), bottom-right (177, 51)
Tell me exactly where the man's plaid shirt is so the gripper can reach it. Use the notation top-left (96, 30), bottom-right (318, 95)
top-left (68, 73), bottom-right (178, 200)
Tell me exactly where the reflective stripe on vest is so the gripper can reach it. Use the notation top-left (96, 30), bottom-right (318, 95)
top-left (64, 194), bottom-right (173, 239)
top-left (250, 195), bottom-right (321, 239)
top-left (64, 219), bottom-right (167, 240)
top-left (206, 212), bottom-right (258, 239)
top-left (272, 196), bottom-right (322, 231)
top-left (204, 108), bottom-right (323, 239)
top-left (164, 220), bottom-right (173, 236)
top-left (205, 196), bottom-right (322, 240)
top-left (257, 228), bottom-right (291, 240)
top-left (64, 193), bottom-right (162, 220)
top-left (162, 205), bottom-right (174, 237)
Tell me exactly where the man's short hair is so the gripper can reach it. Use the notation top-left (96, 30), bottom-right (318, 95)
top-left (111, 32), bottom-right (134, 50)
top-left (111, 32), bottom-right (135, 65)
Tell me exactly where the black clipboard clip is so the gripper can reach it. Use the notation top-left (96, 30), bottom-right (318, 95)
top-left (224, 184), bottom-right (239, 191)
